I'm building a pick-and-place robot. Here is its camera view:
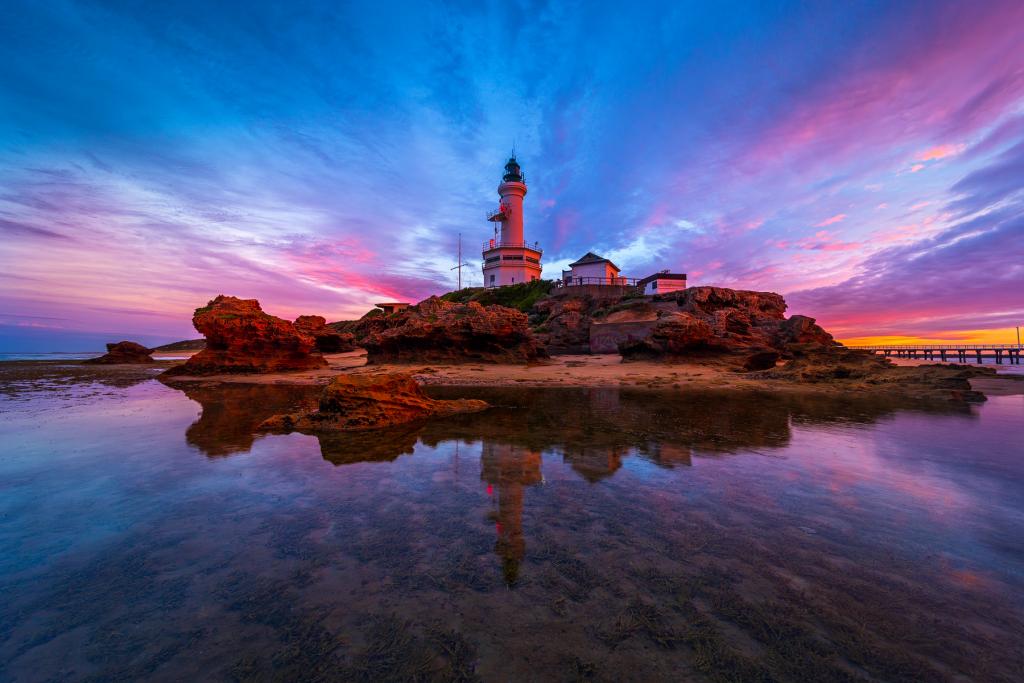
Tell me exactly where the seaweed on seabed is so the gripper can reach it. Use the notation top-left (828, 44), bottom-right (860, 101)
top-left (340, 614), bottom-right (480, 682)
top-left (594, 598), bottom-right (771, 682)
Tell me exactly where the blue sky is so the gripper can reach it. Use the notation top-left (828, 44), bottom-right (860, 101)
top-left (1, 0), bottom-right (1023, 350)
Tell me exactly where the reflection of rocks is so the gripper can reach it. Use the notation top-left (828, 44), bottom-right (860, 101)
top-left (562, 446), bottom-right (626, 482)
top-left (643, 443), bottom-right (693, 467)
top-left (176, 383), bottom-right (321, 456)
top-left (164, 295), bottom-right (327, 376)
top-left (83, 341), bottom-right (155, 364)
top-left (481, 443), bottom-right (542, 586)
top-left (422, 385), bottom-right (968, 463)
top-left (258, 373), bottom-right (489, 433)
top-left (167, 380), bottom-right (972, 470)
top-left (158, 380), bottom-right (977, 591)
top-left (315, 427), bottom-right (422, 466)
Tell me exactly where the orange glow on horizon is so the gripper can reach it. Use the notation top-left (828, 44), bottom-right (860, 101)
top-left (840, 327), bottom-right (1023, 346)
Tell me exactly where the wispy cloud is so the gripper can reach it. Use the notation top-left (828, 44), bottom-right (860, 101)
top-left (815, 214), bottom-right (847, 228)
top-left (1, 1), bottom-right (1023, 347)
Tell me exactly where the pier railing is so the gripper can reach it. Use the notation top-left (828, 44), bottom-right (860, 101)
top-left (847, 344), bottom-right (1022, 365)
top-left (847, 344), bottom-right (1022, 350)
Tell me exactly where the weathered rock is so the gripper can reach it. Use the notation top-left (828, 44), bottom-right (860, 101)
top-left (294, 315), bottom-right (357, 353)
top-left (258, 373), bottom-right (489, 432)
top-left (360, 296), bottom-right (544, 364)
top-left (163, 295), bottom-right (327, 375)
top-left (83, 340), bottom-right (155, 364)
top-left (742, 349), bottom-right (782, 371)
top-left (616, 313), bottom-right (717, 359)
top-left (677, 286), bottom-right (787, 319)
top-left (616, 286), bottom-right (835, 362)
top-left (753, 344), bottom-right (992, 402)
top-left (776, 314), bottom-right (834, 346)
top-left (531, 290), bottom-right (629, 354)
top-left (527, 286), bottom-right (823, 358)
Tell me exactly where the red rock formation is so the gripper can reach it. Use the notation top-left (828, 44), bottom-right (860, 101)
top-left (258, 372), bottom-right (489, 432)
top-left (294, 315), bottom-right (357, 353)
top-left (776, 314), bottom-right (835, 346)
top-left (532, 290), bottom-right (626, 354)
top-left (163, 295), bottom-right (327, 375)
top-left (617, 286), bottom-right (835, 362)
top-left (83, 341), bottom-right (155, 364)
top-left (361, 296), bottom-right (544, 364)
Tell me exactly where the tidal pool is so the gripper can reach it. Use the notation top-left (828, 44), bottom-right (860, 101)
top-left (1, 366), bottom-right (1022, 681)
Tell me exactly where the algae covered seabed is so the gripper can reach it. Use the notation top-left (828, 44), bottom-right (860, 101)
top-left (1, 362), bottom-right (1023, 681)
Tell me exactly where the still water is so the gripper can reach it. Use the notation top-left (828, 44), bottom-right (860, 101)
top-left (1, 367), bottom-right (1022, 681)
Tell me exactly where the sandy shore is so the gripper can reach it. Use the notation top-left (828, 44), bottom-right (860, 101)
top-left (155, 351), bottom-right (775, 390)
top-left (152, 350), bottom-right (1024, 397)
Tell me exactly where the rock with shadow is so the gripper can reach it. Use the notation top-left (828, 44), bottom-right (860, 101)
top-left (163, 295), bottom-right (327, 376)
top-left (83, 341), bottom-right (155, 364)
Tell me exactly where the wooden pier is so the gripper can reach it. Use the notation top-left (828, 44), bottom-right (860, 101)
top-left (847, 344), bottom-right (1023, 364)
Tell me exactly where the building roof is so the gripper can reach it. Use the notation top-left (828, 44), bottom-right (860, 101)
top-left (569, 252), bottom-right (621, 271)
top-left (637, 272), bottom-right (687, 289)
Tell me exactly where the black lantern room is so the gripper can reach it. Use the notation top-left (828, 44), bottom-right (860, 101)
top-left (502, 156), bottom-right (524, 183)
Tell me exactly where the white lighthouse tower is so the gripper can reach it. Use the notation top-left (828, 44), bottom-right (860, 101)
top-left (482, 156), bottom-right (543, 287)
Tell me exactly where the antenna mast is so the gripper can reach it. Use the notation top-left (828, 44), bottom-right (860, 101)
top-left (450, 232), bottom-right (472, 289)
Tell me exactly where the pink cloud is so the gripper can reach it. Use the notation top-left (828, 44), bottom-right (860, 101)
top-left (916, 143), bottom-right (964, 161)
top-left (794, 230), bottom-right (862, 252)
top-left (815, 214), bottom-right (846, 227)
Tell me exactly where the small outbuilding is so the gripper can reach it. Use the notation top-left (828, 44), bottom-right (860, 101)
top-left (637, 271), bottom-right (687, 296)
top-left (375, 302), bottom-right (410, 315)
top-left (562, 252), bottom-right (624, 286)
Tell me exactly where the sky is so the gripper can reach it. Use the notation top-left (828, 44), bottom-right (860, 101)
top-left (1, 0), bottom-right (1023, 351)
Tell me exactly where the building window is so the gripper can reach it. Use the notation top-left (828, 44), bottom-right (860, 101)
top-left (490, 274), bottom-right (495, 284)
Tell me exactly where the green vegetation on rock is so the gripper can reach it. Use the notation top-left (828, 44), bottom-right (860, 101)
top-left (440, 279), bottom-right (555, 312)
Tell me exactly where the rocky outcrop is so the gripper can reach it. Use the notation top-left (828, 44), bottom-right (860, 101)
top-left (163, 295), bottom-right (327, 375)
top-left (258, 373), bottom-right (489, 432)
top-left (615, 287), bottom-right (835, 363)
top-left (776, 314), bottom-right (835, 347)
top-left (360, 297), bottom-right (544, 364)
top-left (531, 290), bottom-right (628, 354)
top-left (753, 344), bottom-right (992, 402)
top-left (527, 286), bottom-right (833, 359)
top-left (83, 341), bottom-right (155, 364)
top-left (294, 315), bottom-right (357, 353)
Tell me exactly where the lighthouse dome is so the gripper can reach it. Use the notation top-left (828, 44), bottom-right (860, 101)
top-left (502, 157), bottom-right (524, 183)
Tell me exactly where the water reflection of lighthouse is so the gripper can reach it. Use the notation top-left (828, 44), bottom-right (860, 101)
top-left (480, 442), bottom-right (542, 586)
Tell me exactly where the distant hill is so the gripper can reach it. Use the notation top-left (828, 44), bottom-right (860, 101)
top-left (153, 338), bottom-right (205, 352)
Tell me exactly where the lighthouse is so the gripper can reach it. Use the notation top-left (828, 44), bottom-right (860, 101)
top-left (481, 156), bottom-right (543, 287)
